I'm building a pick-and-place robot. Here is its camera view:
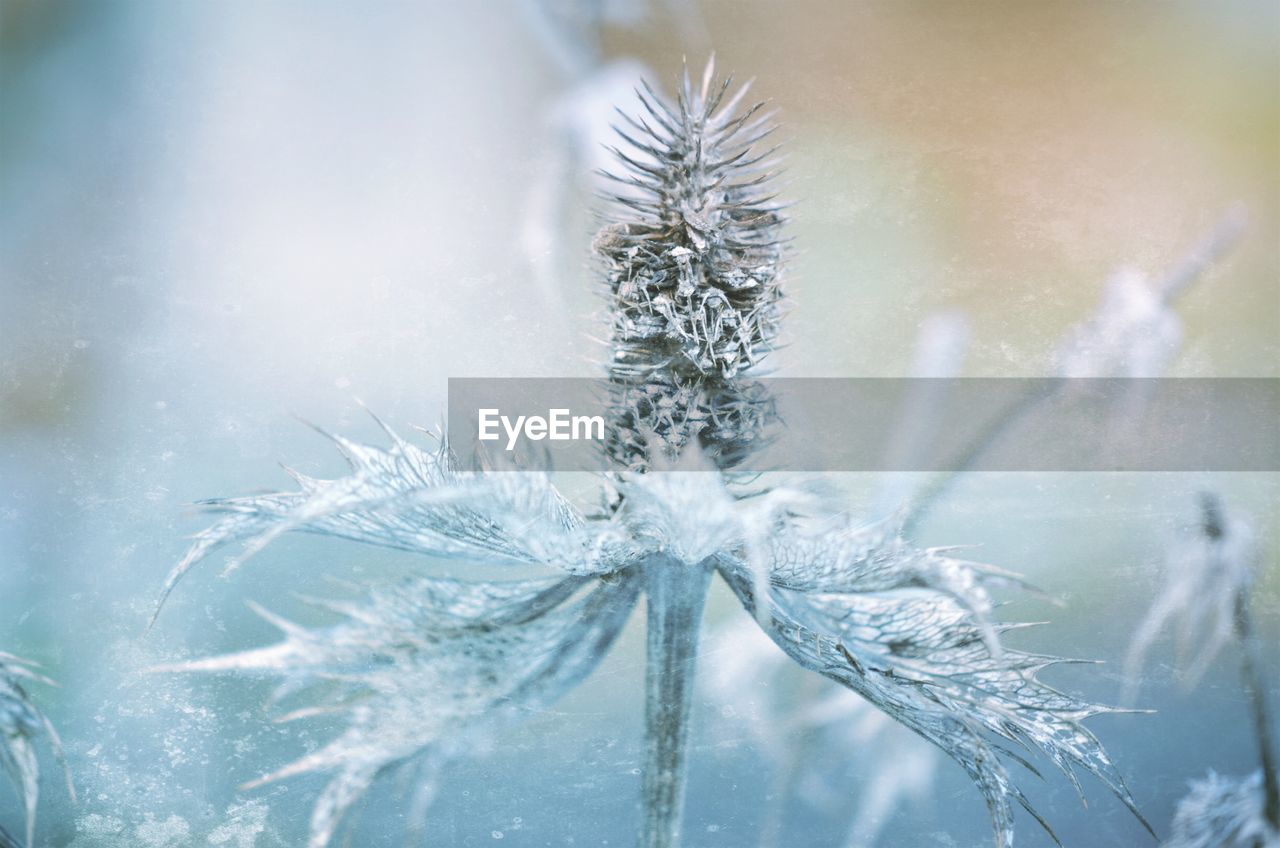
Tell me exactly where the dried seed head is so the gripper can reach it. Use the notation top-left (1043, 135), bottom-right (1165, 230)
top-left (595, 58), bottom-right (787, 381)
top-left (595, 59), bottom-right (786, 472)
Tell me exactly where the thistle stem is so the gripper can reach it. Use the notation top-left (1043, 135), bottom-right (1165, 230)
top-left (1234, 588), bottom-right (1280, 829)
top-left (642, 556), bottom-right (713, 848)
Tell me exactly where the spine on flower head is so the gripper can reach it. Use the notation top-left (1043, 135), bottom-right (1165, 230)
top-left (594, 58), bottom-right (787, 471)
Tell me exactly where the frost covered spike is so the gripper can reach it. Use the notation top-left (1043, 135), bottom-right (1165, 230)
top-left (594, 55), bottom-right (786, 380)
top-left (157, 574), bottom-right (639, 848)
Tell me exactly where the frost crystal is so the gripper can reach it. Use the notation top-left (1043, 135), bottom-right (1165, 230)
top-left (158, 61), bottom-right (1148, 848)
top-left (0, 652), bottom-right (73, 848)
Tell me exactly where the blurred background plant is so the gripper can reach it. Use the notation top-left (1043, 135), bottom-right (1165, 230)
top-left (1, 1), bottom-right (1276, 846)
top-left (1123, 494), bottom-right (1278, 847)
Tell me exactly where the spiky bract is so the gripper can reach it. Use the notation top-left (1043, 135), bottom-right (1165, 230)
top-left (160, 419), bottom-right (1149, 848)
top-left (1, 652), bottom-right (72, 848)
top-left (161, 573), bottom-right (638, 848)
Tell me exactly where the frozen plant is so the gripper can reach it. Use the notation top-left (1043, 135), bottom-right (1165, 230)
top-left (1125, 493), bottom-right (1279, 847)
top-left (157, 60), bottom-right (1153, 848)
top-left (1124, 492), bottom-right (1261, 698)
top-left (0, 651), bottom-right (73, 848)
top-left (1057, 206), bottom-right (1245, 380)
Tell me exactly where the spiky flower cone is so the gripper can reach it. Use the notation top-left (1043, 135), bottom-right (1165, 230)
top-left (593, 61), bottom-right (786, 379)
top-left (595, 58), bottom-right (785, 473)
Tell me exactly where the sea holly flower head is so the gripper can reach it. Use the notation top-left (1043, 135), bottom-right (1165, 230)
top-left (594, 57), bottom-right (786, 380)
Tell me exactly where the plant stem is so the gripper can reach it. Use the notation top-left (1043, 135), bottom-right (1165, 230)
top-left (1157, 204), bottom-right (1246, 305)
top-left (1234, 588), bottom-right (1280, 829)
top-left (642, 556), bottom-right (713, 848)
top-left (902, 207), bottom-right (1244, 536)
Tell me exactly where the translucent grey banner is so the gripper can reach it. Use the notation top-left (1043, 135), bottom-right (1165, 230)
top-left (447, 378), bottom-right (1280, 473)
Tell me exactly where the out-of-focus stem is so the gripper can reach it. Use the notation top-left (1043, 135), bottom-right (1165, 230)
top-left (901, 379), bottom-right (1058, 536)
top-left (1234, 589), bottom-right (1280, 829)
top-left (642, 556), bottom-right (713, 848)
top-left (1158, 204), bottom-right (1247, 305)
top-left (901, 207), bottom-right (1245, 535)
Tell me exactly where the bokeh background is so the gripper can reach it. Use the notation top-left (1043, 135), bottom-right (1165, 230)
top-left (2, 1), bottom-right (1277, 846)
